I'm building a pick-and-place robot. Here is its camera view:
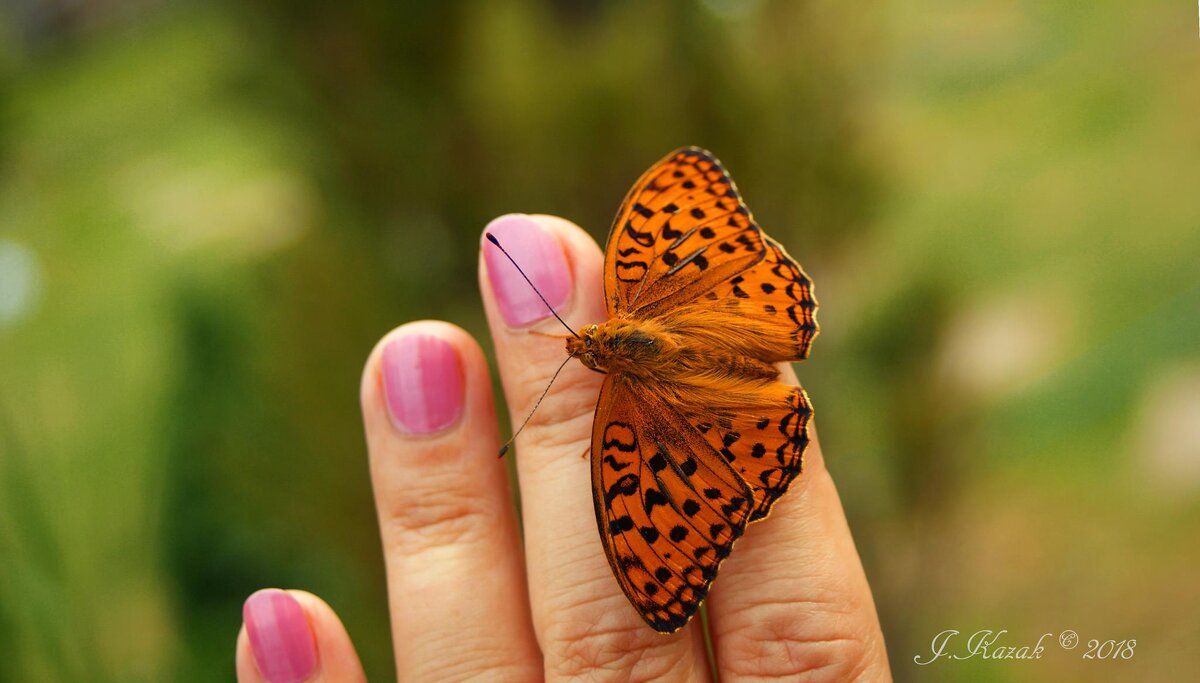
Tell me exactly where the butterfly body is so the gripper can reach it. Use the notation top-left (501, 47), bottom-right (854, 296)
top-left (568, 317), bottom-right (781, 399)
top-left (578, 147), bottom-right (819, 633)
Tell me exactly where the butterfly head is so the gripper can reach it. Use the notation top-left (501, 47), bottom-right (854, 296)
top-left (566, 323), bottom-right (603, 370)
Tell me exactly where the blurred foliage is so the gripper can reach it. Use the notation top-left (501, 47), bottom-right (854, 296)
top-left (0, 0), bottom-right (1198, 681)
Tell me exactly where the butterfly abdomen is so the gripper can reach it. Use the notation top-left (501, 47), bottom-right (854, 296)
top-left (690, 352), bottom-right (777, 382)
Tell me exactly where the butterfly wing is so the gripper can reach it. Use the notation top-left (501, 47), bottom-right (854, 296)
top-left (686, 383), bottom-right (813, 522)
top-left (700, 236), bottom-right (819, 361)
top-left (592, 375), bottom-right (755, 633)
top-left (605, 147), bottom-right (818, 361)
top-left (604, 147), bottom-right (766, 318)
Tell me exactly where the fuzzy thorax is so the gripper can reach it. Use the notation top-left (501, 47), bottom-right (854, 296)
top-left (566, 314), bottom-right (785, 414)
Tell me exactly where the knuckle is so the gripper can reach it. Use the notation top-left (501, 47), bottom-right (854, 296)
top-left (406, 640), bottom-right (542, 683)
top-left (541, 597), bottom-right (696, 681)
top-left (506, 368), bottom-right (599, 470)
top-left (379, 480), bottom-right (496, 553)
top-left (717, 598), bottom-right (879, 682)
top-left (511, 362), bottom-right (599, 428)
top-left (519, 410), bottom-right (593, 462)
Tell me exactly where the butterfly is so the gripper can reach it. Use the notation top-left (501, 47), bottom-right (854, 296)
top-left (565, 147), bottom-right (820, 633)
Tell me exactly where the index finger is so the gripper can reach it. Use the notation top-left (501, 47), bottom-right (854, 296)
top-left (480, 214), bottom-right (711, 681)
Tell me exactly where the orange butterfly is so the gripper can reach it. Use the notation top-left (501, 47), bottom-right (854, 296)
top-left (573, 147), bottom-right (820, 633)
top-left (492, 147), bottom-right (819, 633)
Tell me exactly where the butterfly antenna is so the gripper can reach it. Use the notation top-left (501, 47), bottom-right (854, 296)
top-left (498, 354), bottom-right (573, 457)
top-left (485, 232), bottom-right (580, 338)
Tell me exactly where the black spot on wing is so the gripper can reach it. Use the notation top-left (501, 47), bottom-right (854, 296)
top-left (644, 488), bottom-right (670, 515)
top-left (603, 455), bottom-right (631, 471)
top-left (608, 515), bottom-right (634, 534)
top-left (602, 422), bottom-right (638, 452)
top-left (605, 474), bottom-right (639, 504)
top-left (648, 451), bottom-right (668, 472)
top-left (624, 220), bottom-right (654, 247)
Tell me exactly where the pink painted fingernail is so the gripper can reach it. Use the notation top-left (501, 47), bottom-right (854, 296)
top-left (243, 589), bottom-right (317, 683)
top-left (381, 334), bottom-right (465, 434)
top-left (483, 214), bottom-right (572, 327)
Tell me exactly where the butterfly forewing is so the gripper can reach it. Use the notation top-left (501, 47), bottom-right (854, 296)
top-left (604, 148), bottom-right (767, 318)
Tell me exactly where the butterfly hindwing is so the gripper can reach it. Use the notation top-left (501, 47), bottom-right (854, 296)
top-left (592, 376), bottom-right (754, 633)
top-left (604, 147), bottom-right (767, 318)
top-left (689, 384), bottom-right (812, 522)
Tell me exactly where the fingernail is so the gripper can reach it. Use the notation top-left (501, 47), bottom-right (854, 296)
top-left (381, 334), bottom-right (465, 434)
top-left (483, 214), bottom-right (571, 327)
top-left (243, 589), bottom-right (317, 683)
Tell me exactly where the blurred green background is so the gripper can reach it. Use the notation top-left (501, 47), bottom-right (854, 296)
top-left (1, 0), bottom-right (1198, 681)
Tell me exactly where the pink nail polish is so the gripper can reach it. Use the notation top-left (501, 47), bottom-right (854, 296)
top-left (483, 214), bottom-right (572, 327)
top-left (243, 590), bottom-right (317, 683)
top-left (380, 334), bottom-right (465, 434)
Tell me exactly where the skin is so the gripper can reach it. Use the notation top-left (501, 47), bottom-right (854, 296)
top-left (235, 214), bottom-right (893, 682)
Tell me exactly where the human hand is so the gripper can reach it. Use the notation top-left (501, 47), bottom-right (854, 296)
top-left (235, 214), bottom-right (892, 682)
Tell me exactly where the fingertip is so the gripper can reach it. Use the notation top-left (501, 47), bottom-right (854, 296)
top-left (360, 320), bottom-right (491, 439)
top-left (526, 214), bottom-right (607, 318)
top-left (237, 588), bottom-right (367, 683)
top-left (525, 213), bottom-right (604, 255)
top-left (236, 625), bottom-right (260, 682)
top-left (239, 588), bottom-right (317, 683)
top-left (361, 321), bottom-right (472, 405)
top-left (286, 591), bottom-right (368, 683)
top-left (479, 213), bottom-right (607, 334)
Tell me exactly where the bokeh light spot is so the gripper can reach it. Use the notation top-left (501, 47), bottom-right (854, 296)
top-left (0, 239), bottom-right (43, 328)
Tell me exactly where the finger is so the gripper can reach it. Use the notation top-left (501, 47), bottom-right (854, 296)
top-left (481, 214), bottom-right (710, 681)
top-left (706, 364), bottom-right (891, 681)
top-left (360, 321), bottom-right (542, 681)
top-left (236, 589), bottom-right (366, 683)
